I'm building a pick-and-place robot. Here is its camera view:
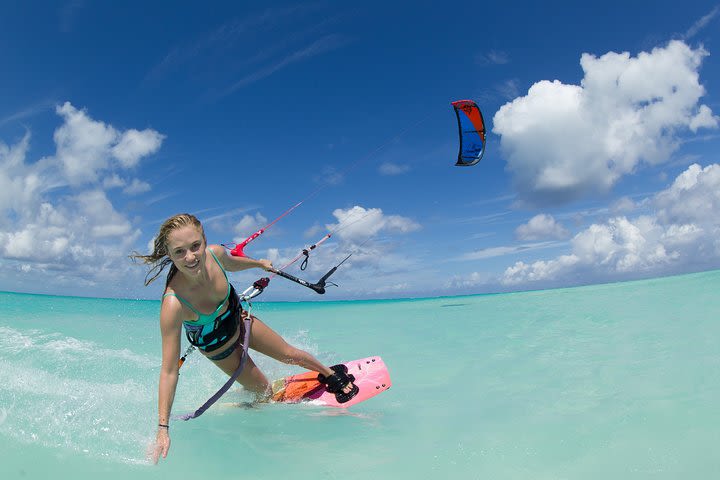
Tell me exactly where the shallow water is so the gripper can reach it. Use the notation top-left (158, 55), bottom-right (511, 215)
top-left (1, 271), bottom-right (719, 479)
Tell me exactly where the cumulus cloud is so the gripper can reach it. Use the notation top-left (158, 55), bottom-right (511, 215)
top-left (123, 178), bottom-right (152, 195)
top-left (493, 41), bottom-right (718, 207)
top-left (232, 212), bottom-right (268, 242)
top-left (326, 205), bottom-right (420, 245)
top-left (610, 196), bottom-right (638, 213)
top-left (0, 103), bottom-right (161, 291)
top-left (515, 214), bottom-right (569, 240)
top-left (654, 163), bottom-right (720, 224)
top-left (501, 163), bottom-right (720, 286)
top-left (54, 102), bottom-right (164, 185)
top-left (445, 271), bottom-right (487, 289)
top-left (0, 133), bottom-right (43, 222)
top-left (102, 174), bottom-right (126, 189)
top-left (239, 206), bottom-right (420, 291)
top-left (1, 194), bottom-right (139, 263)
top-left (112, 129), bottom-right (164, 168)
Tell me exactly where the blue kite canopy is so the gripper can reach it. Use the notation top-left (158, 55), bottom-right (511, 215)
top-left (451, 100), bottom-right (486, 166)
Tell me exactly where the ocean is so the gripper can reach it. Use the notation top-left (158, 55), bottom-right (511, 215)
top-left (1, 270), bottom-right (718, 479)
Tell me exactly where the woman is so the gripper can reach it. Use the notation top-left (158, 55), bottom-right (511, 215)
top-left (132, 213), bottom-right (357, 464)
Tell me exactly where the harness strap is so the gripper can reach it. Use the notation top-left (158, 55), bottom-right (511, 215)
top-left (176, 313), bottom-right (253, 421)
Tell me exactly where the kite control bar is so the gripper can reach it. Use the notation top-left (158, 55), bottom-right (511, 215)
top-left (237, 252), bottom-right (350, 299)
top-left (271, 250), bottom-right (353, 294)
top-left (271, 266), bottom-right (338, 295)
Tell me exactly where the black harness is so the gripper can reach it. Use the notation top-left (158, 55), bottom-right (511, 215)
top-left (183, 284), bottom-right (242, 353)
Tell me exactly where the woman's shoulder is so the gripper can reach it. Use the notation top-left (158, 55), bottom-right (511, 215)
top-left (160, 290), bottom-right (186, 325)
top-left (161, 287), bottom-right (182, 308)
top-left (207, 244), bottom-right (231, 267)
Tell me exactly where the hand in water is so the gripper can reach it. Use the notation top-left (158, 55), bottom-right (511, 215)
top-left (151, 429), bottom-right (170, 464)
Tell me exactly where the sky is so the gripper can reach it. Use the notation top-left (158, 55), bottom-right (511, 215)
top-left (1, 1), bottom-right (720, 301)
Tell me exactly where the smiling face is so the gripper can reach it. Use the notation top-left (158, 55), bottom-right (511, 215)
top-left (166, 225), bottom-right (207, 276)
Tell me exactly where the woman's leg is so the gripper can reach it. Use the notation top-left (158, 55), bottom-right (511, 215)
top-left (207, 327), bottom-right (271, 398)
top-left (248, 315), bottom-right (354, 393)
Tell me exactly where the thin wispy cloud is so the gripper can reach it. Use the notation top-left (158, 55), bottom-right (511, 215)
top-left (146, 6), bottom-right (315, 81)
top-left (202, 206), bottom-right (261, 224)
top-left (473, 79), bottom-right (522, 103)
top-left (216, 34), bottom-right (348, 97)
top-left (496, 79), bottom-right (521, 100)
top-left (456, 240), bottom-right (565, 261)
top-left (684, 5), bottom-right (720, 39)
top-left (470, 194), bottom-right (516, 207)
top-left (0, 101), bottom-right (55, 127)
top-left (476, 50), bottom-right (510, 65)
top-left (240, 11), bottom-right (349, 69)
top-left (447, 210), bottom-right (514, 225)
top-left (379, 162), bottom-right (411, 175)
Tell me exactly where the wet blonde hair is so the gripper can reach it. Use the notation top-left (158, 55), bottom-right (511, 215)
top-left (130, 213), bottom-right (206, 286)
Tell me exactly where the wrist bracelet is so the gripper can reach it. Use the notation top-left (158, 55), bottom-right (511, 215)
top-left (158, 423), bottom-right (169, 429)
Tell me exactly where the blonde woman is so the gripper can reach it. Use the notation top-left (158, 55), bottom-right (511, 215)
top-left (132, 213), bottom-right (357, 463)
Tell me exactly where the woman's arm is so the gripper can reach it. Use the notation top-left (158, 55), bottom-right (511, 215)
top-left (210, 244), bottom-right (273, 272)
top-left (153, 298), bottom-right (183, 464)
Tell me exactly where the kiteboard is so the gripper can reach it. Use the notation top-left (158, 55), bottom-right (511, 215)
top-left (271, 356), bottom-right (391, 408)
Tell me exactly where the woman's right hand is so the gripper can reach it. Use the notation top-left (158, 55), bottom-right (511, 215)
top-left (152, 428), bottom-right (171, 464)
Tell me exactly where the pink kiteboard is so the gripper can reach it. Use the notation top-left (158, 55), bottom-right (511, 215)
top-left (271, 356), bottom-right (391, 408)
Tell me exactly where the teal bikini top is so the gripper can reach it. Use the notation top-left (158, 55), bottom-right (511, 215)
top-left (163, 249), bottom-right (231, 326)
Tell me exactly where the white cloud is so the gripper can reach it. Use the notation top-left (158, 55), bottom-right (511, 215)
top-left (258, 205), bottom-right (421, 282)
top-left (445, 271), bottom-right (487, 289)
top-left (326, 205), bottom-right (420, 245)
top-left (654, 163), bottom-right (720, 224)
top-left (378, 162), bottom-right (410, 175)
top-left (684, 5), bottom-right (720, 39)
top-left (1, 191), bottom-right (138, 263)
top-left (501, 163), bottom-right (720, 286)
top-left (0, 103), bottom-right (160, 290)
top-left (315, 166), bottom-right (344, 186)
top-left (123, 178), bottom-right (151, 195)
top-left (112, 129), bottom-right (164, 168)
top-left (232, 212), bottom-right (268, 242)
top-left (303, 224), bottom-right (324, 238)
top-left (610, 196), bottom-right (638, 213)
top-left (476, 50), bottom-right (509, 65)
top-left (102, 174), bottom-right (126, 189)
top-left (459, 241), bottom-right (563, 261)
top-left (54, 102), bottom-right (164, 185)
top-left (493, 41), bottom-right (718, 207)
top-left (75, 190), bottom-right (134, 238)
top-left (0, 132), bottom-right (44, 222)
top-left (515, 214), bottom-right (568, 240)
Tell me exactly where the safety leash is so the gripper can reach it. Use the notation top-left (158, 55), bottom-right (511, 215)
top-left (175, 313), bottom-right (253, 421)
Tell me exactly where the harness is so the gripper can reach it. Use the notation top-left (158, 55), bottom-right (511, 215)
top-left (183, 285), bottom-right (241, 353)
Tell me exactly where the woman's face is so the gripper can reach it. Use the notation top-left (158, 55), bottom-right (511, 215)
top-left (166, 225), bottom-right (206, 275)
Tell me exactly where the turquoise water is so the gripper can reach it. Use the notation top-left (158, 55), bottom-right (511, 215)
top-left (1, 271), bottom-right (719, 479)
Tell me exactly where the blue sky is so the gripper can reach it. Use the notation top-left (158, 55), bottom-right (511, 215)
top-left (1, 1), bottom-right (719, 301)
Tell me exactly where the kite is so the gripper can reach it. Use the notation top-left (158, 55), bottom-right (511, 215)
top-left (451, 100), bottom-right (486, 166)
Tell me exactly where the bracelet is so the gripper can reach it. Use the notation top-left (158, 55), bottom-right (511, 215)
top-left (158, 423), bottom-right (169, 429)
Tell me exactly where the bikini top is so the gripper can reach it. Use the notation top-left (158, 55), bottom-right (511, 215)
top-left (162, 249), bottom-right (231, 326)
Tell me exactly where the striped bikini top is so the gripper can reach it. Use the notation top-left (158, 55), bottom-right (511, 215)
top-left (162, 249), bottom-right (231, 326)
